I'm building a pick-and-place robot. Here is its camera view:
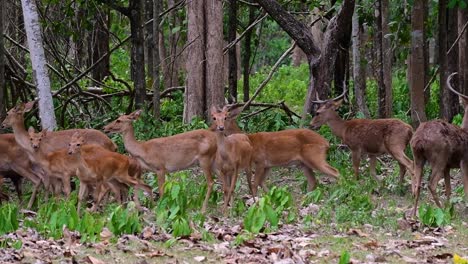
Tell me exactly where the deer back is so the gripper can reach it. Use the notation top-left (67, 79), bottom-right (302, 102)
top-left (41, 129), bottom-right (116, 153)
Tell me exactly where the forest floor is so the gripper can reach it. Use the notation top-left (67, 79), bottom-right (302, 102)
top-left (1, 157), bottom-right (468, 264)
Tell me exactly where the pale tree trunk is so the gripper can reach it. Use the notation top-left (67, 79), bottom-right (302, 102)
top-left (410, 0), bottom-right (427, 127)
top-left (381, 0), bottom-right (392, 117)
top-left (227, 0), bottom-right (238, 103)
top-left (206, 0), bottom-right (224, 111)
top-left (152, 0), bottom-right (161, 118)
top-left (0, 0), bottom-right (5, 119)
top-left (458, 7), bottom-right (468, 96)
top-left (352, 3), bottom-right (370, 118)
top-left (21, 0), bottom-right (57, 130)
top-left (184, 0), bottom-right (205, 122)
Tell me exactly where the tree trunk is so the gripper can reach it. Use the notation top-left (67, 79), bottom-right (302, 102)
top-left (409, 0), bottom-right (427, 127)
top-left (21, 0), bottom-right (57, 130)
top-left (443, 5), bottom-right (459, 121)
top-left (243, 5), bottom-right (255, 103)
top-left (184, 0), bottom-right (205, 122)
top-left (91, 8), bottom-right (110, 84)
top-left (458, 7), bottom-right (468, 96)
top-left (129, 0), bottom-right (146, 108)
top-left (0, 0), bottom-right (5, 119)
top-left (167, 0), bottom-right (182, 88)
top-left (227, 0), bottom-right (238, 103)
top-left (145, 0), bottom-right (154, 87)
top-left (352, 2), bottom-right (370, 118)
top-left (205, 0), bottom-right (224, 111)
top-left (152, 0), bottom-right (161, 118)
top-left (381, 0), bottom-right (392, 117)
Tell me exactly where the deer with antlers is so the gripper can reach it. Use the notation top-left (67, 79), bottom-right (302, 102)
top-left (309, 89), bottom-right (414, 183)
top-left (211, 106), bottom-right (253, 212)
top-left (410, 72), bottom-right (468, 215)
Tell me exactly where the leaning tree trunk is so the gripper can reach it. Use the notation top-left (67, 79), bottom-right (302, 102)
top-left (352, 2), bottom-right (370, 118)
top-left (227, 0), bottom-right (238, 103)
top-left (205, 0), bottom-right (224, 112)
top-left (21, 0), bottom-right (57, 130)
top-left (409, 0), bottom-right (427, 127)
top-left (184, 0), bottom-right (205, 122)
top-left (0, 0), bottom-right (5, 118)
top-left (458, 7), bottom-right (468, 96)
top-left (152, 0), bottom-right (162, 118)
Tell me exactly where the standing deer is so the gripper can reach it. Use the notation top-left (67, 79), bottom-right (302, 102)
top-left (309, 91), bottom-right (414, 183)
top-left (103, 110), bottom-right (218, 213)
top-left (411, 72), bottom-right (468, 215)
top-left (2, 102), bottom-right (117, 195)
top-left (218, 106), bottom-right (340, 196)
top-left (211, 106), bottom-right (253, 212)
top-left (67, 132), bottom-right (151, 214)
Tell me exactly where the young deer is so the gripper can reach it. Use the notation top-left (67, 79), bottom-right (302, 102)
top-left (211, 106), bottom-right (253, 211)
top-left (310, 91), bottom-right (414, 183)
top-left (218, 106), bottom-right (340, 196)
top-left (411, 72), bottom-right (468, 215)
top-left (103, 110), bottom-right (217, 212)
top-left (67, 132), bottom-right (151, 214)
top-left (2, 101), bottom-right (117, 195)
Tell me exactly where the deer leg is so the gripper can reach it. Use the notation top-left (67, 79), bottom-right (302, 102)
top-left (302, 166), bottom-right (318, 192)
top-left (77, 183), bottom-right (88, 216)
top-left (443, 168), bottom-right (451, 199)
top-left (225, 168), bottom-right (239, 212)
top-left (302, 147), bottom-right (339, 181)
top-left (461, 161), bottom-right (468, 200)
top-left (155, 169), bottom-right (166, 197)
top-left (369, 155), bottom-right (379, 182)
top-left (390, 148), bottom-right (413, 184)
top-left (245, 167), bottom-right (254, 197)
top-left (351, 150), bottom-right (362, 180)
top-left (62, 174), bottom-right (72, 198)
top-left (13, 166), bottom-right (41, 209)
top-left (411, 152), bottom-right (425, 216)
top-left (428, 165), bottom-right (444, 208)
top-left (253, 165), bottom-right (270, 196)
top-left (200, 160), bottom-right (214, 213)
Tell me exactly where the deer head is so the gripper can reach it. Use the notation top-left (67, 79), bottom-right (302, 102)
top-left (2, 101), bottom-right (35, 129)
top-left (310, 88), bottom-right (347, 130)
top-left (103, 110), bottom-right (142, 134)
top-left (210, 105), bottom-right (243, 132)
top-left (28, 127), bottom-right (46, 150)
top-left (68, 132), bottom-right (85, 155)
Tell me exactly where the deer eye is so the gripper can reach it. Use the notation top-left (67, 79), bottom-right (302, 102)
top-left (116, 120), bottom-right (121, 123)
top-left (224, 117), bottom-right (227, 120)
top-left (213, 117), bottom-right (216, 120)
top-left (77, 144), bottom-right (81, 146)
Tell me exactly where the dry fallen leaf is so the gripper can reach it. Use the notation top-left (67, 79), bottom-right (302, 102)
top-left (100, 228), bottom-right (113, 242)
top-left (84, 255), bottom-right (106, 264)
top-left (194, 256), bottom-right (206, 262)
top-left (347, 228), bottom-right (369, 237)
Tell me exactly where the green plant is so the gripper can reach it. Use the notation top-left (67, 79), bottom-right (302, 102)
top-left (107, 204), bottom-right (142, 236)
top-left (418, 203), bottom-right (453, 227)
top-left (339, 250), bottom-right (351, 264)
top-left (0, 203), bottom-right (19, 235)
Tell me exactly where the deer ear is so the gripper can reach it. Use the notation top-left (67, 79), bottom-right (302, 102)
top-left (210, 105), bottom-right (218, 115)
top-left (333, 99), bottom-right (343, 109)
top-left (41, 128), bottom-right (48, 137)
top-left (228, 106), bottom-right (243, 119)
top-left (24, 101), bottom-right (35, 112)
top-left (129, 110), bottom-right (142, 120)
top-left (28, 126), bottom-right (35, 135)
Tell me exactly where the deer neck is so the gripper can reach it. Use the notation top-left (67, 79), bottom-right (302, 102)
top-left (121, 125), bottom-right (144, 157)
top-left (326, 112), bottom-right (347, 139)
top-left (9, 116), bottom-right (33, 153)
top-left (215, 131), bottom-right (228, 155)
top-left (462, 108), bottom-right (468, 131)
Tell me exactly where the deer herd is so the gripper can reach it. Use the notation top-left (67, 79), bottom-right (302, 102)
top-left (1, 73), bottom-right (468, 218)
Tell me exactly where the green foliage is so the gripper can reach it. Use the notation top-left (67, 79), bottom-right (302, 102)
top-left (418, 203), bottom-right (453, 227)
top-left (339, 251), bottom-right (351, 264)
top-left (243, 186), bottom-right (294, 233)
top-left (108, 204), bottom-right (142, 236)
top-left (0, 204), bottom-right (19, 235)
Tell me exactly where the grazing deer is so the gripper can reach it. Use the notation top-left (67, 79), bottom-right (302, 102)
top-left (103, 110), bottom-right (218, 213)
top-left (0, 134), bottom-right (42, 208)
top-left (67, 132), bottom-right (151, 214)
top-left (2, 101), bottom-right (117, 195)
top-left (218, 106), bottom-right (340, 196)
top-left (211, 106), bottom-right (253, 211)
top-left (309, 90), bottom-right (414, 183)
top-left (411, 72), bottom-right (468, 215)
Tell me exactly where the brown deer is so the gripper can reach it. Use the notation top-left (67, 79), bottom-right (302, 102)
top-left (0, 133), bottom-right (42, 208)
top-left (2, 101), bottom-right (117, 195)
top-left (410, 72), bottom-right (468, 215)
top-left (67, 132), bottom-right (151, 214)
top-left (309, 90), bottom-right (414, 183)
top-left (103, 110), bottom-right (218, 212)
top-left (211, 106), bottom-right (253, 211)
top-left (218, 106), bottom-right (340, 196)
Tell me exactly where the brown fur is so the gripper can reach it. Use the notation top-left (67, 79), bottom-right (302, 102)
top-left (310, 100), bottom-right (414, 183)
top-left (103, 110), bottom-right (217, 213)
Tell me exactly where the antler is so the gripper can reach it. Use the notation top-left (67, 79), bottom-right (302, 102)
top-left (311, 82), bottom-right (347, 104)
top-left (446, 72), bottom-right (468, 100)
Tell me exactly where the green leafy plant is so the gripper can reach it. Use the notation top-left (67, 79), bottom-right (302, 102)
top-left (418, 203), bottom-right (453, 227)
top-left (0, 203), bottom-right (19, 235)
top-left (107, 204), bottom-right (142, 236)
top-left (339, 250), bottom-right (351, 264)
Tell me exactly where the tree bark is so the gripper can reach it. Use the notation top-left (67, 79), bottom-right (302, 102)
top-left (145, 0), bottom-right (154, 87)
top-left (458, 6), bottom-right (468, 96)
top-left (243, 5), bottom-right (255, 104)
top-left (90, 7), bottom-right (110, 84)
top-left (184, 0), bottom-right (205, 122)
top-left (227, 0), bottom-right (238, 103)
top-left (206, 0), bottom-right (224, 111)
top-left (21, 0), bottom-right (57, 130)
top-left (0, 0), bottom-right (5, 119)
top-left (129, 0), bottom-right (146, 108)
top-left (381, 0), bottom-right (392, 117)
top-left (443, 5), bottom-right (459, 121)
top-left (410, 0), bottom-right (427, 127)
top-left (152, 0), bottom-right (161, 118)
top-left (167, 0), bottom-right (182, 89)
top-left (352, 2), bottom-right (370, 118)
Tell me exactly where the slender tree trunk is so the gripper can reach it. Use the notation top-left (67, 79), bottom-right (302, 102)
top-left (352, 2), bottom-right (370, 118)
top-left (458, 7), bottom-right (468, 96)
top-left (129, 0), bottom-right (146, 108)
top-left (159, 30), bottom-right (169, 89)
top-left (145, 0), bottom-right (154, 87)
top-left (206, 0), bottom-right (224, 111)
top-left (167, 0), bottom-right (181, 88)
top-left (0, 0), bottom-right (5, 119)
top-left (227, 0), bottom-right (238, 103)
top-left (444, 6), bottom-right (459, 120)
top-left (184, 0), bottom-right (205, 122)
top-left (243, 5), bottom-right (255, 104)
top-left (381, 0), bottom-right (392, 117)
top-left (423, 0), bottom-right (430, 102)
top-left (21, 0), bottom-right (57, 130)
top-left (152, 0), bottom-right (161, 118)
top-left (410, 0), bottom-right (427, 127)
top-left (91, 8), bottom-right (110, 84)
